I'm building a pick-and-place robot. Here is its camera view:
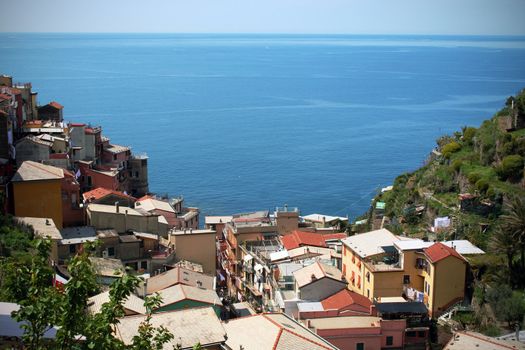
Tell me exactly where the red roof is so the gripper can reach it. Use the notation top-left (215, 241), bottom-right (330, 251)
top-left (69, 122), bottom-right (86, 127)
top-left (323, 233), bottom-right (348, 241)
top-left (136, 194), bottom-right (155, 202)
top-left (281, 230), bottom-right (327, 250)
top-left (82, 187), bottom-right (136, 202)
top-left (50, 153), bottom-right (68, 159)
top-left (424, 242), bottom-right (465, 263)
top-left (321, 289), bottom-right (372, 313)
top-left (0, 93), bottom-right (11, 101)
top-left (48, 101), bottom-right (63, 110)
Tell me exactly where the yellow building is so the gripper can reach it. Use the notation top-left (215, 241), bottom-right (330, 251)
top-left (341, 229), bottom-right (468, 317)
top-left (168, 229), bottom-right (217, 275)
top-left (11, 161), bottom-right (64, 229)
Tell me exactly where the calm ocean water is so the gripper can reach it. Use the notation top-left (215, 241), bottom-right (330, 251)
top-left (1, 34), bottom-right (525, 220)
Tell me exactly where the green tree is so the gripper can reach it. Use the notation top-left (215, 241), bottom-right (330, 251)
top-left (130, 294), bottom-right (174, 350)
top-left (501, 195), bottom-right (525, 281)
top-left (497, 155), bottom-right (524, 181)
top-left (442, 141), bottom-right (461, 159)
top-left (9, 239), bottom-right (61, 350)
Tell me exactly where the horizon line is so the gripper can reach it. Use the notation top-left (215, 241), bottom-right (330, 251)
top-left (1, 31), bottom-right (525, 38)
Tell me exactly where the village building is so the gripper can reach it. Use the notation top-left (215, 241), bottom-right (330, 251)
top-left (11, 161), bottom-right (82, 229)
top-left (444, 331), bottom-right (525, 350)
top-left (115, 307), bottom-right (227, 350)
top-left (168, 228), bottom-right (217, 275)
top-left (86, 203), bottom-right (169, 236)
top-left (222, 312), bottom-right (338, 350)
top-left (341, 228), bottom-right (475, 317)
top-left (14, 216), bottom-right (62, 263)
top-left (87, 290), bottom-right (146, 316)
top-left (82, 187), bottom-right (137, 207)
top-left (155, 284), bottom-right (222, 315)
top-left (294, 261), bottom-right (347, 301)
top-left (14, 135), bottom-right (52, 166)
top-left (144, 266), bottom-right (215, 295)
top-left (302, 213), bottom-right (349, 230)
top-left (37, 101), bottom-right (63, 121)
top-left (307, 316), bottom-right (406, 350)
top-left (135, 195), bottom-right (199, 230)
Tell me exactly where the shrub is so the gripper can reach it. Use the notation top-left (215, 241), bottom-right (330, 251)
top-left (475, 178), bottom-right (490, 193)
top-left (497, 154), bottom-right (524, 180)
top-left (451, 159), bottom-right (463, 172)
top-left (442, 141), bottom-right (461, 159)
top-left (468, 172), bottom-right (482, 184)
top-left (463, 127), bottom-right (477, 144)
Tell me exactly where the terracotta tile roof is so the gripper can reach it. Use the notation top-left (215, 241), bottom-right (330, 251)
top-left (323, 233), bottom-right (348, 241)
top-left (281, 230), bottom-right (327, 250)
top-left (69, 123), bottom-right (86, 127)
top-left (321, 289), bottom-right (371, 313)
top-left (82, 187), bottom-right (135, 202)
top-left (48, 101), bottom-right (63, 110)
top-left (424, 242), bottom-right (465, 263)
top-left (146, 267), bottom-right (215, 294)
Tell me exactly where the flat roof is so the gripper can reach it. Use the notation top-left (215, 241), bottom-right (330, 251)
top-left (375, 302), bottom-right (428, 314)
top-left (302, 214), bottom-right (348, 223)
top-left (309, 316), bottom-right (381, 330)
top-left (171, 229), bottom-right (215, 236)
top-left (443, 240), bottom-right (485, 255)
top-left (297, 302), bottom-right (324, 312)
top-left (444, 331), bottom-right (525, 350)
top-left (87, 203), bottom-right (151, 216)
top-left (394, 239), bottom-right (433, 251)
top-left (14, 217), bottom-right (62, 240)
top-left (342, 228), bottom-right (408, 258)
top-left (205, 216), bottom-right (233, 224)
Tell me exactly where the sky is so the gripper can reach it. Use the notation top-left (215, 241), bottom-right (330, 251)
top-left (1, 0), bottom-right (525, 35)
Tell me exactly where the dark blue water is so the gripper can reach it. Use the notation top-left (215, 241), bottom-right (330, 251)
top-left (1, 34), bottom-right (525, 219)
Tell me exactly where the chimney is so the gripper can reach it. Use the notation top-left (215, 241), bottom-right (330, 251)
top-left (115, 201), bottom-right (120, 213)
top-left (322, 216), bottom-right (326, 225)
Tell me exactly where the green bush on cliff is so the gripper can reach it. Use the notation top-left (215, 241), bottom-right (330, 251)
top-left (497, 154), bottom-right (524, 180)
top-left (442, 141), bottom-right (461, 159)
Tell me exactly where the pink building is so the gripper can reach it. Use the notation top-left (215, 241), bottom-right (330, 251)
top-left (307, 316), bottom-right (406, 350)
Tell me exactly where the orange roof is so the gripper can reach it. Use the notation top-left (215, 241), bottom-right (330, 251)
top-left (424, 242), bottom-right (465, 263)
top-left (48, 101), bottom-right (63, 110)
top-left (281, 230), bottom-right (327, 250)
top-left (323, 233), bottom-right (348, 241)
top-left (136, 194), bottom-right (155, 202)
top-left (70, 122), bottom-right (86, 127)
top-left (321, 289), bottom-right (372, 312)
top-left (82, 187), bottom-right (135, 202)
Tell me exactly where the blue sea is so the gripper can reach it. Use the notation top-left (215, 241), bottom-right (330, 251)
top-left (1, 34), bottom-right (525, 220)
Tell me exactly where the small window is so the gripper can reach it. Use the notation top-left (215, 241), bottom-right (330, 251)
top-left (356, 343), bottom-right (364, 350)
top-left (69, 244), bottom-right (76, 254)
top-left (386, 336), bottom-right (393, 346)
top-left (140, 261), bottom-right (148, 269)
top-left (406, 331), bottom-right (416, 338)
top-left (366, 271), bottom-right (370, 282)
top-left (113, 154), bottom-right (117, 161)
top-left (403, 275), bottom-right (410, 284)
top-left (418, 330), bottom-right (426, 338)
top-left (107, 247), bottom-right (115, 256)
top-left (367, 289), bottom-right (370, 298)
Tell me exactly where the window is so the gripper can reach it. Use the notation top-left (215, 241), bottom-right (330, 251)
top-left (107, 247), bottom-right (115, 256)
top-left (356, 343), bottom-right (364, 350)
top-left (418, 331), bottom-right (426, 338)
top-left (367, 289), bottom-right (370, 298)
top-left (342, 263), bottom-right (346, 275)
top-left (386, 336), bottom-right (393, 346)
top-left (352, 254), bottom-right (355, 264)
top-left (366, 271), bottom-right (370, 282)
top-left (69, 244), bottom-right (76, 254)
top-left (403, 275), bottom-right (410, 284)
top-left (113, 154), bottom-right (117, 161)
top-left (406, 331), bottom-right (416, 338)
top-left (140, 261), bottom-right (148, 270)
top-left (351, 271), bottom-right (355, 285)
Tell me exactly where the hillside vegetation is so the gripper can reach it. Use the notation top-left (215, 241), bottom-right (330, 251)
top-left (357, 89), bottom-right (525, 336)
